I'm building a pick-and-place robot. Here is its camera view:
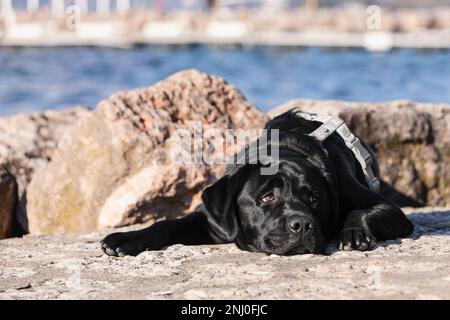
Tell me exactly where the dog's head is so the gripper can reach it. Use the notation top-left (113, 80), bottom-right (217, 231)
top-left (202, 130), bottom-right (340, 255)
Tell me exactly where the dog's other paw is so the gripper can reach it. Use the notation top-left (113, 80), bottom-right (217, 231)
top-left (337, 228), bottom-right (377, 251)
top-left (100, 232), bottom-right (145, 257)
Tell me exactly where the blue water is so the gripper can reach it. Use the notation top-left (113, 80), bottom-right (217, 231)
top-left (0, 46), bottom-right (449, 116)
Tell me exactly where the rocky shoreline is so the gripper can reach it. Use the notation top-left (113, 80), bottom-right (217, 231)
top-left (1, 69), bottom-right (450, 238)
top-left (4, 6), bottom-right (450, 35)
top-left (2, 7), bottom-right (449, 49)
top-left (0, 69), bottom-right (449, 299)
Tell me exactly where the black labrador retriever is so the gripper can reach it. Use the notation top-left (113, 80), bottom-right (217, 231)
top-left (101, 110), bottom-right (413, 256)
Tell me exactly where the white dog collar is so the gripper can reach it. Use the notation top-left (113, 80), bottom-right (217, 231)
top-left (296, 111), bottom-right (380, 193)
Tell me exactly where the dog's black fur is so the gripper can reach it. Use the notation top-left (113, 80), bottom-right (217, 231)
top-left (101, 110), bottom-right (414, 256)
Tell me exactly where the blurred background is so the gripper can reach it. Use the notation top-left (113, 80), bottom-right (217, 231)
top-left (0, 0), bottom-right (449, 116)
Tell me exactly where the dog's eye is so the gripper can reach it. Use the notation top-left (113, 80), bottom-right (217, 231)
top-left (309, 194), bottom-right (319, 204)
top-left (261, 192), bottom-right (275, 203)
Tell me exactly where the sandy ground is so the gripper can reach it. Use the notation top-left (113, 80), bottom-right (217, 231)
top-left (0, 207), bottom-right (449, 300)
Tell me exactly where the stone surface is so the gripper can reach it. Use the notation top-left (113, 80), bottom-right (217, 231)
top-left (0, 167), bottom-right (18, 239)
top-left (0, 107), bottom-right (91, 232)
top-left (269, 99), bottom-right (450, 207)
top-left (0, 207), bottom-right (449, 300)
top-left (26, 69), bottom-right (268, 235)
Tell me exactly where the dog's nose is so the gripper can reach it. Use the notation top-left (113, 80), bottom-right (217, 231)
top-left (287, 215), bottom-right (313, 234)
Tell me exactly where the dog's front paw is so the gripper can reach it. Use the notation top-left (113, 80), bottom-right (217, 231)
top-left (338, 228), bottom-right (377, 251)
top-left (100, 232), bottom-right (145, 257)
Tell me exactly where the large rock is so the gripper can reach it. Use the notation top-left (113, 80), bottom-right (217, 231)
top-left (0, 107), bottom-right (91, 233)
top-left (0, 167), bottom-right (18, 239)
top-left (269, 99), bottom-right (450, 207)
top-left (26, 70), bottom-right (268, 235)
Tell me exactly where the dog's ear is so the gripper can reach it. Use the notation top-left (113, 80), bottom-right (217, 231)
top-left (201, 165), bottom-right (250, 243)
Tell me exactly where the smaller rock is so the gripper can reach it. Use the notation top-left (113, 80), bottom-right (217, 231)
top-left (268, 99), bottom-right (450, 207)
top-left (0, 106), bottom-right (91, 233)
top-left (0, 166), bottom-right (18, 239)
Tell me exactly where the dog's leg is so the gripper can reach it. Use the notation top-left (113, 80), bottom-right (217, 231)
top-left (101, 211), bottom-right (220, 257)
top-left (337, 185), bottom-right (414, 251)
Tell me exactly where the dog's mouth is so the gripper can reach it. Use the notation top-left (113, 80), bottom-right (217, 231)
top-left (284, 244), bottom-right (315, 255)
top-left (267, 241), bottom-right (315, 255)
top-left (260, 232), bottom-right (327, 255)
top-left (237, 229), bottom-right (328, 255)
